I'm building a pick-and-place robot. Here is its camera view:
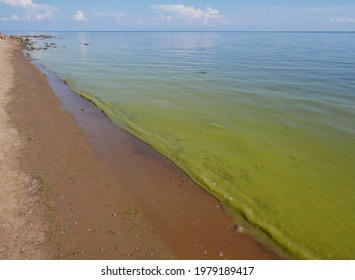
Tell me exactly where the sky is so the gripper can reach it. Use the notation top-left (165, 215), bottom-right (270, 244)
top-left (1, 0), bottom-right (355, 31)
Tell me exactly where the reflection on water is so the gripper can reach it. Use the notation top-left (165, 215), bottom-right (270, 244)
top-left (78, 32), bottom-right (89, 57)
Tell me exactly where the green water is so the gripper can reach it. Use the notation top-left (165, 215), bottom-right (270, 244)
top-left (30, 32), bottom-right (355, 259)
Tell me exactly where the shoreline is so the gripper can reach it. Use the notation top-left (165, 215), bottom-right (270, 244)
top-left (1, 37), bottom-right (279, 259)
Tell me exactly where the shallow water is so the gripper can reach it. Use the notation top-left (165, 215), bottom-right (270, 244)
top-left (29, 31), bottom-right (355, 259)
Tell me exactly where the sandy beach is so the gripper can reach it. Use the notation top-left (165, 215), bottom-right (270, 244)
top-left (0, 39), bottom-right (51, 259)
top-left (0, 38), bottom-right (278, 260)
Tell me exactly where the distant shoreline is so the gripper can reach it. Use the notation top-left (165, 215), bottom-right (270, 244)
top-left (2, 30), bottom-right (355, 35)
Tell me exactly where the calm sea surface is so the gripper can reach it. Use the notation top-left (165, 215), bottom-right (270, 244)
top-left (29, 32), bottom-right (355, 259)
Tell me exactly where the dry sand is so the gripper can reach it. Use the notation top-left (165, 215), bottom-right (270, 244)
top-left (0, 39), bottom-right (50, 259)
top-left (1, 38), bottom-right (279, 260)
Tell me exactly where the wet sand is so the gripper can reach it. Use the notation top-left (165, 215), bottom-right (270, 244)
top-left (2, 38), bottom-right (279, 259)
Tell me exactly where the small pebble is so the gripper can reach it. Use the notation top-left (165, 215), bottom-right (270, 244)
top-left (233, 224), bottom-right (244, 233)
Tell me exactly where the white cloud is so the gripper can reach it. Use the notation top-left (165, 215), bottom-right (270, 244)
top-left (1, 14), bottom-right (25, 21)
top-left (331, 17), bottom-right (355, 23)
top-left (151, 4), bottom-right (222, 25)
top-left (206, 7), bottom-right (220, 16)
top-left (112, 12), bottom-right (125, 20)
top-left (0, 0), bottom-right (32, 7)
top-left (0, 0), bottom-right (55, 21)
top-left (160, 14), bottom-right (173, 22)
top-left (73, 10), bottom-right (87, 22)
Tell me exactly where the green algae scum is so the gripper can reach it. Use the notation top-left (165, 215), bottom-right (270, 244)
top-left (29, 32), bottom-right (355, 259)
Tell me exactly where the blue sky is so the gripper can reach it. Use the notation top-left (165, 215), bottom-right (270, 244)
top-left (1, 0), bottom-right (355, 31)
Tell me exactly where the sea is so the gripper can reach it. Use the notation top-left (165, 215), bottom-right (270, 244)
top-left (25, 31), bottom-right (355, 259)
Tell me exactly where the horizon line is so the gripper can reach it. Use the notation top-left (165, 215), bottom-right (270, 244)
top-left (3, 30), bottom-right (355, 33)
